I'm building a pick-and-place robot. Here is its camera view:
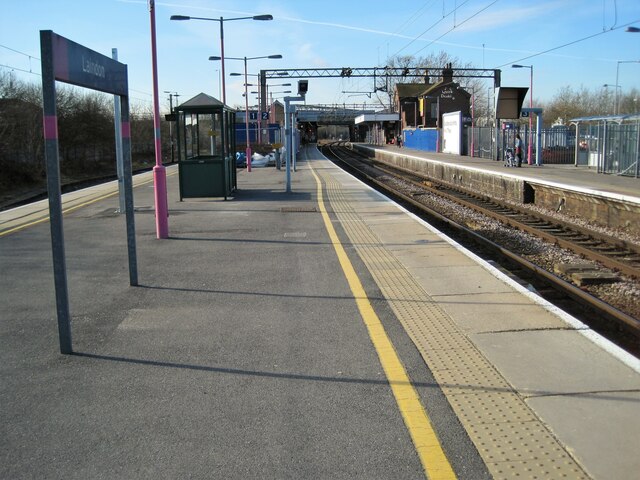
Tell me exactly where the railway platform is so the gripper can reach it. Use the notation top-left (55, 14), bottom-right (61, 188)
top-left (1, 145), bottom-right (639, 479)
top-left (356, 143), bottom-right (640, 236)
top-left (362, 144), bottom-right (640, 200)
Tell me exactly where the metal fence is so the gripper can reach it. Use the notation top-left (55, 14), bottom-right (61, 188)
top-left (576, 122), bottom-right (639, 176)
top-left (465, 123), bottom-right (639, 177)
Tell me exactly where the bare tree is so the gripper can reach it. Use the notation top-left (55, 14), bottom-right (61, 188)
top-left (0, 72), bottom-right (44, 188)
top-left (378, 50), bottom-right (492, 122)
top-left (618, 88), bottom-right (639, 115)
top-left (537, 85), bottom-right (636, 126)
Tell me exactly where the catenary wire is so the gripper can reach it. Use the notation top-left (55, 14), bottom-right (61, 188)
top-left (410, 0), bottom-right (500, 58)
top-left (391, 0), bottom-right (474, 57)
top-left (495, 18), bottom-right (640, 69)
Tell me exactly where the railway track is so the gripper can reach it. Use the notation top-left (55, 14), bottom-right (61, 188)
top-left (320, 143), bottom-right (640, 352)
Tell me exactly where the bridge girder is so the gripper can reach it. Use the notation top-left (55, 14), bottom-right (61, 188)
top-left (258, 66), bottom-right (501, 120)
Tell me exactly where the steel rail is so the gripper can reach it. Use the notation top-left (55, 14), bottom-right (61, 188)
top-left (352, 149), bottom-right (640, 279)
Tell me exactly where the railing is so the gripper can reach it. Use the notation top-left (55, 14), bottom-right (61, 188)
top-left (468, 127), bottom-right (494, 160)
top-left (577, 122), bottom-right (639, 177)
top-left (465, 124), bottom-right (639, 177)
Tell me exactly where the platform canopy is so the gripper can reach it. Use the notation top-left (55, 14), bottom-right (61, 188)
top-left (354, 113), bottom-right (400, 124)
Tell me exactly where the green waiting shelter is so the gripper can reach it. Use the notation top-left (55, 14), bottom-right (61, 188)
top-left (175, 93), bottom-right (236, 200)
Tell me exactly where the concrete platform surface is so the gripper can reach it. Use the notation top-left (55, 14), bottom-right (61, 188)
top-left (1, 147), bottom-right (639, 479)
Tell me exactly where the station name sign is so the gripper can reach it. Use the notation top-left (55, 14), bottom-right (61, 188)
top-left (42, 30), bottom-right (127, 96)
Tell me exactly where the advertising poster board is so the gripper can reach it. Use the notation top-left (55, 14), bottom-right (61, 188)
top-left (442, 111), bottom-right (462, 155)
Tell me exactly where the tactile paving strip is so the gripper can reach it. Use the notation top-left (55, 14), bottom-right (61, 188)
top-left (316, 168), bottom-right (590, 479)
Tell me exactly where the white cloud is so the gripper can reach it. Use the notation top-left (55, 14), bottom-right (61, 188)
top-left (296, 43), bottom-right (328, 68)
top-left (451, 1), bottom-right (566, 33)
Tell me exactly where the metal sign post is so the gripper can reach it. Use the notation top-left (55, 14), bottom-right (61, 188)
top-left (284, 95), bottom-right (305, 193)
top-left (40, 30), bottom-right (138, 354)
top-left (521, 107), bottom-right (544, 166)
top-left (112, 48), bottom-right (126, 214)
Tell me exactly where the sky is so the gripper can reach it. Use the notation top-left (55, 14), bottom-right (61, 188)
top-left (1, 0), bottom-right (639, 113)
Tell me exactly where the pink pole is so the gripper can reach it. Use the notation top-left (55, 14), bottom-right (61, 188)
top-left (219, 17), bottom-right (226, 105)
top-left (244, 57), bottom-right (252, 172)
top-left (471, 89), bottom-right (475, 158)
top-left (149, 0), bottom-right (169, 238)
top-left (257, 83), bottom-right (262, 145)
top-left (527, 66), bottom-right (533, 165)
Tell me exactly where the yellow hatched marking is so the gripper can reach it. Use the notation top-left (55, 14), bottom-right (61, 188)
top-left (0, 172), bottom-right (175, 237)
top-left (310, 165), bottom-right (456, 480)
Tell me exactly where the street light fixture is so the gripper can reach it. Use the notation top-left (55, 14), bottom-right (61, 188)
top-left (170, 13), bottom-right (273, 105)
top-left (512, 64), bottom-right (534, 165)
top-left (210, 54), bottom-right (282, 172)
top-left (235, 78), bottom-right (291, 101)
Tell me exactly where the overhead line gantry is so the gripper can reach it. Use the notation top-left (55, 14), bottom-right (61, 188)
top-left (258, 66), bottom-right (501, 118)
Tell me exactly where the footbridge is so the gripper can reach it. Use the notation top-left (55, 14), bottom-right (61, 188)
top-left (295, 104), bottom-right (385, 142)
top-left (296, 104), bottom-right (377, 124)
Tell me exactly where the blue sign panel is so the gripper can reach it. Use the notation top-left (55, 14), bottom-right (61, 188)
top-left (45, 30), bottom-right (128, 96)
top-left (249, 111), bottom-right (258, 120)
top-left (262, 111), bottom-right (269, 120)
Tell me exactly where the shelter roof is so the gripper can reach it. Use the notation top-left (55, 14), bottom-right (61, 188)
top-left (177, 93), bottom-right (228, 111)
top-left (570, 113), bottom-right (640, 124)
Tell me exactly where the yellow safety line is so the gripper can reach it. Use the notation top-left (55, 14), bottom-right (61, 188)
top-left (309, 165), bottom-right (456, 480)
top-left (0, 173), bottom-right (173, 238)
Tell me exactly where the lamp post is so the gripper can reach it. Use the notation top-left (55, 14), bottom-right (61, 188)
top-left (245, 88), bottom-right (291, 145)
top-left (210, 54), bottom-right (282, 171)
top-left (170, 13), bottom-right (273, 105)
top-left (603, 84), bottom-right (622, 114)
top-left (234, 72), bottom-right (291, 145)
top-left (234, 74), bottom-right (265, 144)
top-left (235, 75), bottom-right (292, 143)
top-left (149, 1), bottom-right (168, 238)
top-left (512, 64), bottom-right (533, 165)
top-left (231, 73), bottom-right (291, 115)
top-left (615, 60), bottom-right (640, 114)
top-left (468, 86), bottom-right (475, 158)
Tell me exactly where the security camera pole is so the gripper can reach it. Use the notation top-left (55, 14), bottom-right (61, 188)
top-left (283, 80), bottom-right (308, 193)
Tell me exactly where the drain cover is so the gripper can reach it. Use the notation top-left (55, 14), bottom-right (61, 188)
top-left (281, 206), bottom-right (317, 213)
